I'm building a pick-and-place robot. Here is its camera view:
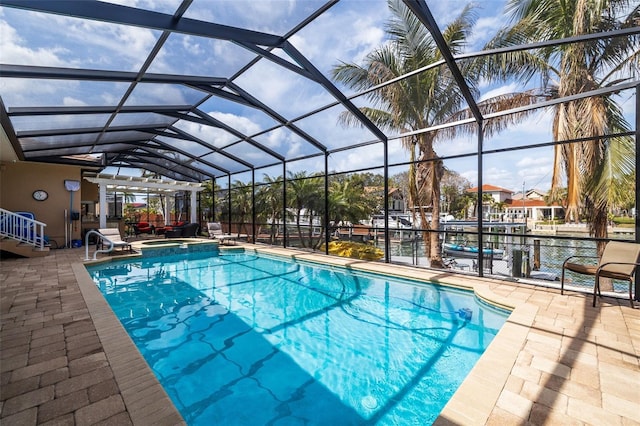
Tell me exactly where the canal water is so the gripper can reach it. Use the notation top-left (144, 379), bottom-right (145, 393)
top-left (386, 232), bottom-right (635, 293)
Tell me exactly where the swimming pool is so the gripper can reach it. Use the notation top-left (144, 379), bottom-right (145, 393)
top-left (86, 250), bottom-right (509, 425)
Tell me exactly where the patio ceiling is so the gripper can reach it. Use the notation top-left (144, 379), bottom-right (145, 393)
top-left (0, 1), bottom-right (637, 183)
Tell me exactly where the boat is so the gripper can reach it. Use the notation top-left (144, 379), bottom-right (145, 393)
top-left (442, 242), bottom-right (504, 259)
top-left (368, 214), bottom-right (413, 230)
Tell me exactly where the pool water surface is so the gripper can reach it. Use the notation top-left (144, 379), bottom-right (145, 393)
top-left (86, 251), bottom-right (509, 425)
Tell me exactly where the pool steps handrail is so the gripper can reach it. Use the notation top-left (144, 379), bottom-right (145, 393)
top-left (85, 229), bottom-right (131, 260)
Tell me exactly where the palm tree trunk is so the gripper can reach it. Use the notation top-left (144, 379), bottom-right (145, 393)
top-left (296, 210), bottom-right (304, 248)
top-left (430, 160), bottom-right (444, 268)
top-left (415, 135), bottom-right (445, 268)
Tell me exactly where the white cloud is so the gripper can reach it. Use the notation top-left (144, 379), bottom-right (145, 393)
top-left (100, 88), bottom-right (126, 106)
top-left (479, 83), bottom-right (520, 101)
top-left (62, 97), bottom-right (87, 107)
top-left (0, 19), bottom-right (67, 66)
top-left (515, 155), bottom-right (554, 189)
top-left (181, 35), bottom-right (204, 56)
top-left (225, 0), bottom-right (296, 32)
top-left (210, 112), bottom-right (262, 137)
top-left (292, 4), bottom-right (386, 72)
top-left (0, 9), bottom-right (157, 70)
top-left (61, 18), bottom-right (157, 70)
top-left (329, 143), bottom-right (386, 173)
top-left (467, 14), bottom-right (504, 50)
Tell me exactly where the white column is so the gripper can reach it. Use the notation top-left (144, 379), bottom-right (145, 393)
top-left (99, 184), bottom-right (107, 228)
top-left (164, 195), bottom-right (171, 225)
top-left (190, 190), bottom-right (197, 224)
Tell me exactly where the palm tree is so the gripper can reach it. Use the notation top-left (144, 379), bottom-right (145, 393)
top-left (459, 193), bottom-right (476, 220)
top-left (328, 175), bottom-right (374, 230)
top-left (332, 0), bottom-right (541, 267)
top-left (487, 0), bottom-right (639, 252)
top-left (482, 192), bottom-right (496, 220)
top-left (494, 201), bottom-right (508, 221)
top-left (256, 174), bottom-right (284, 244)
top-left (200, 180), bottom-right (219, 222)
top-left (230, 181), bottom-right (252, 237)
top-left (287, 171), bottom-right (323, 248)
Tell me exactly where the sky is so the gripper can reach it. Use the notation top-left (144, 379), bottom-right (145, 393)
top-left (0, 0), bottom-right (635, 194)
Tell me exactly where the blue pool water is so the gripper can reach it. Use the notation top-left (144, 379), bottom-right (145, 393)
top-left (86, 251), bottom-right (509, 425)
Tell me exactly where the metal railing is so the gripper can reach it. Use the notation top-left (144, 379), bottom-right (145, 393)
top-left (222, 219), bottom-right (637, 300)
top-left (85, 229), bottom-right (112, 260)
top-left (0, 208), bottom-right (47, 250)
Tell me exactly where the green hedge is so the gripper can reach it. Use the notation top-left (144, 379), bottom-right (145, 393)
top-left (612, 217), bottom-right (634, 225)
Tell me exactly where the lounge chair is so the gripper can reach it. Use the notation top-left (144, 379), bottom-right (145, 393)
top-left (97, 228), bottom-right (133, 253)
top-left (182, 223), bottom-right (200, 237)
top-left (132, 222), bottom-right (154, 235)
top-left (207, 222), bottom-right (237, 245)
top-left (160, 221), bottom-right (187, 237)
top-left (561, 241), bottom-right (640, 307)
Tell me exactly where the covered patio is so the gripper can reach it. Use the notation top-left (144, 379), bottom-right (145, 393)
top-left (82, 173), bottom-right (206, 238)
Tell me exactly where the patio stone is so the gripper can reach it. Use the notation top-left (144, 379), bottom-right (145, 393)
top-left (10, 357), bottom-right (67, 382)
top-left (2, 385), bottom-right (54, 416)
top-left (73, 395), bottom-right (127, 425)
top-left (37, 389), bottom-right (89, 423)
top-left (1, 407), bottom-right (38, 425)
top-left (55, 366), bottom-right (114, 398)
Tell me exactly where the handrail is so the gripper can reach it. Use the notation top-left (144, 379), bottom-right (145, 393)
top-left (85, 230), bottom-right (114, 260)
top-left (0, 208), bottom-right (47, 250)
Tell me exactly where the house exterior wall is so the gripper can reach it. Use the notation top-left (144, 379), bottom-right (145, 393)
top-left (0, 161), bottom-right (84, 247)
top-left (82, 179), bottom-right (99, 202)
top-left (390, 193), bottom-right (404, 211)
top-left (496, 190), bottom-right (511, 202)
top-left (527, 189), bottom-right (546, 200)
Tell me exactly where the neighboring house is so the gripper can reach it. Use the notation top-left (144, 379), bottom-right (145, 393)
top-left (364, 186), bottom-right (407, 213)
top-left (466, 184), bottom-right (514, 219)
top-left (467, 184), bottom-right (564, 222)
top-left (511, 188), bottom-right (546, 201)
top-left (388, 187), bottom-right (405, 212)
top-left (505, 198), bottom-right (565, 222)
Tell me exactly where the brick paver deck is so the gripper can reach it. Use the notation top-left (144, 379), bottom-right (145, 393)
top-left (1, 248), bottom-right (183, 426)
top-left (1, 245), bottom-right (639, 425)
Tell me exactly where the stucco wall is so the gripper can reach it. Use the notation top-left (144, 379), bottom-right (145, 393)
top-left (82, 179), bottom-right (99, 203)
top-left (0, 161), bottom-right (85, 247)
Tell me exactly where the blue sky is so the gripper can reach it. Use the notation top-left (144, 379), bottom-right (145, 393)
top-left (0, 0), bottom-right (635, 193)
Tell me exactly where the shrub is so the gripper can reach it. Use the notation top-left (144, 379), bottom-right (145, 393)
top-left (320, 241), bottom-right (384, 261)
top-left (612, 217), bottom-right (634, 225)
